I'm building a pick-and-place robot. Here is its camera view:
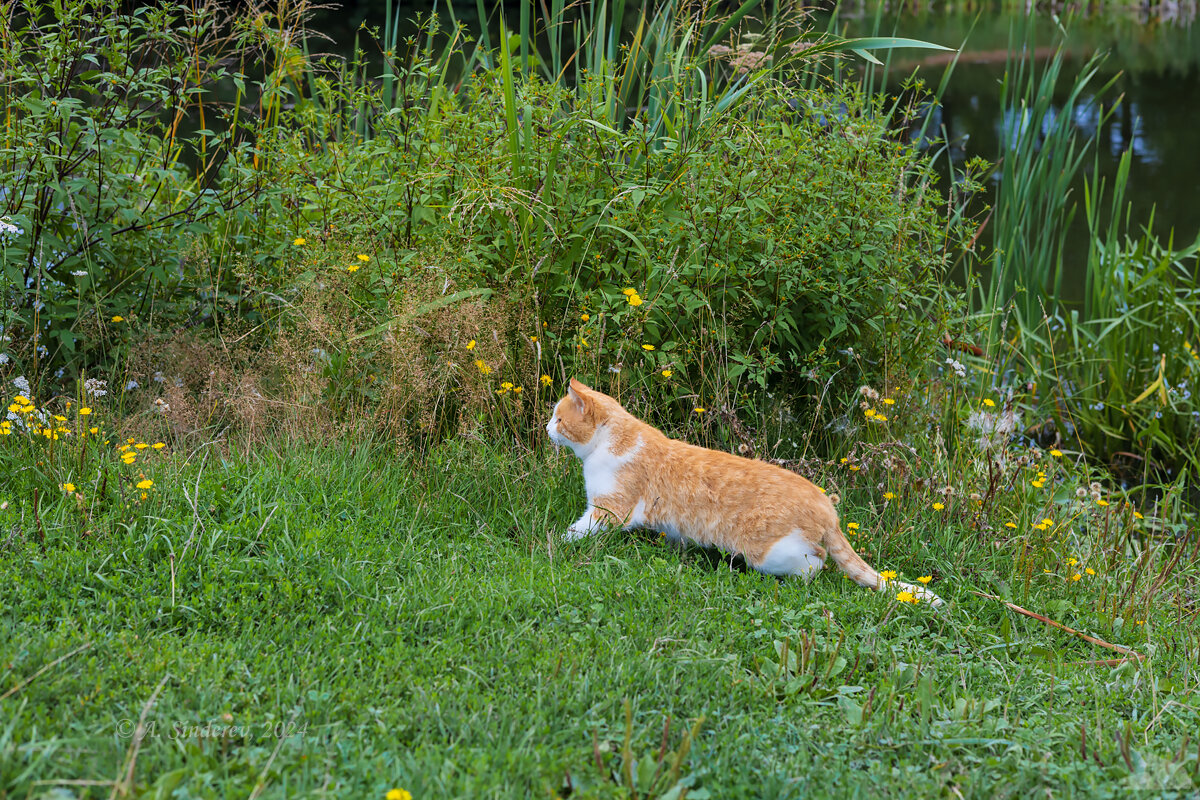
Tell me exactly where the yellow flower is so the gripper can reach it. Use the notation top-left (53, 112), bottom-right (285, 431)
top-left (1042, 518), bottom-right (1054, 526)
top-left (1004, 522), bottom-right (1018, 529)
top-left (0, 421), bottom-right (11, 435)
top-left (1049, 449), bottom-right (1063, 457)
top-left (61, 483), bottom-right (76, 492)
top-left (135, 443), bottom-right (149, 450)
top-left (357, 254), bottom-right (370, 262)
top-left (1134, 511), bottom-right (1144, 520)
top-left (1070, 573), bottom-right (1082, 582)
top-left (864, 408), bottom-right (877, 418)
top-left (111, 315), bottom-right (124, 323)
top-left (540, 375), bottom-right (553, 386)
top-left (1031, 479), bottom-right (1045, 488)
top-left (79, 407), bottom-right (92, 415)
top-left (627, 294), bottom-right (643, 306)
top-left (694, 407), bottom-right (706, 414)
top-left (932, 502), bottom-right (944, 511)
top-left (983, 399), bottom-right (995, 407)
top-left (153, 442), bottom-right (165, 450)
top-left (621, 288), bottom-right (636, 296)
top-left (140, 492), bottom-right (148, 500)
top-left (580, 313), bottom-right (590, 321)
top-left (14, 395), bottom-right (29, 405)
top-left (641, 344), bottom-right (655, 351)
top-left (386, 790), bottom-right (412, 800)
top-left (873, 413), bottom-right (888, 422)
top-left (917, 575), bottom-right (932, 585)
top-left (474, 360), bottom-right (491, 375)
top-left (880, 569), bottom-right (898, 582)
top-left (347, 264), bottom-right (360, 273)
top-left (500, 382), bottom-right (514, 390)
top-left (293, 237), bottom-right (306, 246)
top-left (1085, 567), bottom-right (1096, 576)
top-left (846, 522), bottom-right (859, 531)
top-left (466, 339), bottom-right (476, 350)
top-left (136, 479), bottom-right (153, 490)
top-left (122, 454), bottom-right (136, 464)
top-left (1096, 499), bottom-right (1109, 507)
top-left (896, 590), bottom-right (919, 604)
top-left (882, 398), bottom-right (895, 405)
top-left (1066, 557), bottom-right (1078, 566)
top-left (883, 491), bottom-right (895, 500)
top-left (89, 427), bottom-right (99, 435)
top-left (513, 386), bottom-right (523, 394)
top-left (661, 369), bottom-right (673, 378)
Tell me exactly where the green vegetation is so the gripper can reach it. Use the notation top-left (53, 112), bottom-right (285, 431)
top-left (3, 0), bottom-right (1199, 796)
top-left (2, 391), bottom-right (1198, 797)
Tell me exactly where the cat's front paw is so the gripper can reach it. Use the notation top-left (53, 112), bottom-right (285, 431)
top-left (563, 511), bottom-right (599, 541)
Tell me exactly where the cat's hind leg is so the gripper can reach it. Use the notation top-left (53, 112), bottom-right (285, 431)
top-left (755, 531), bottom-right (827, 580)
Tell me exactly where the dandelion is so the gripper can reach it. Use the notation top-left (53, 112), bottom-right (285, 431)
top-left (1070, 573), bottom-right (1082, 582)
top-left (135, 443), bottom-right (149, 450)
top-left (1042, 518), bottom-right (1053, 526)
top-left (1031, 479), bottom-right (1045, 488)
top-left (694, 407), bottom-right (706, 414)
top-left (357, 254), bottom-right (370, 262)
top-left (581, 314), bottom-right (590, 321)
top-left (293, 237), bottom-right (306, 246)
top-left (61, 483), bottom-right (76, 492)
top-left (111, 315), bottom-right (124, 323)
top-left (661, 369), bottom-right (673, 378)
top-left (122, 454), bottom-right (136, 464)
top-left (864, 408), bottom-right (877, 419)
top-left (1050, 449), bottom-right (1063, 457)
top-left (917, 575), bottom-right (932, 585)
top-left (896, 590), bottom-right (919, 604)
top-left (79, 407), bottom-right (92, 415)
top-left (1096, 499), bottom-right (1110, 507)
top-left (1004, 522), bottom-right (1017, 529)
top-left (347, 264), bottom-right (360, 273)
top-left (136, 479), bottom-right (153, 490)
top-left (622, 288), bottom-right (637, 296)
top-left (386, 790), bottom-right (412, 800)
top-left (474, 360), bottom-right (491, 375)
top-left (873, 413), bottom-right (888, 422)
top-left (932, 502), bottom-right (945, 511)
top-left (880, 569), bottom-right (898, 582)
top-left (641, 344), bottom-right (655, 351)
top-left (882, 398), bottom-right (895, 405)
top-left (848, 465), bottom-right (860, 472)
top-left (983, 399), bottom-right (995, 408)
top-left (466, 340), bottom-right (476, 350)
top-left (1134, 511), bottom-right (1145, 520)
top-left (89, 427), bottom-right (99, 435)
top-left (0, 421), bottom-right (11, 435)
top-left (628, 294), bottom-right (644, 306)
top-left (540, 375), bottom-right (553, 386)
top-left (883, 491), bottom-right (895, 500)
top-left (1085, 567), bottom-right (1096, 576)
top-left (513, 386), bottom-right (523, 394)
top-left (1065, 557), bottom-right (1078, 566)
top-left (846, 522), bottom-right (859, 532)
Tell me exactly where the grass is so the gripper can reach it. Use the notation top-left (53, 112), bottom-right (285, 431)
top-left (3, 431), bottom-right (1198, 798)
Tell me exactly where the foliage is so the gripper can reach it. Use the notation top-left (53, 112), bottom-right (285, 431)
top-left (0, 0), bottom-right (279, 385)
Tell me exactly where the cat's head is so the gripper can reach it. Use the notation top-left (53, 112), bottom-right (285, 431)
top-left (547, 378), bottom-right (606, 454)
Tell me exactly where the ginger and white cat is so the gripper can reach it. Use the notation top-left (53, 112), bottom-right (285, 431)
top-left (547, 379), bottom-right (942, 607)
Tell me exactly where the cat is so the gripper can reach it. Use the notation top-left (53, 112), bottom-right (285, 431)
top-left (547, 379), bottom-right (943, 607)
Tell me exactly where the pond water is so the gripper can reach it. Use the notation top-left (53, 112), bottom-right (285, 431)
top-left (313, 1), bottom-right (1200, 298)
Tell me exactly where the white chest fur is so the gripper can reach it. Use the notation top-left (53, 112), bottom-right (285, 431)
top-left (580, 431), bottom-right (642, 501)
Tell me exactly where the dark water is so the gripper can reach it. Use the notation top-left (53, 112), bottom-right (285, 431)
top-left (830, 5), bottom-right (1200, 296)
top-left (313, 1), bottom-right (1200, 295)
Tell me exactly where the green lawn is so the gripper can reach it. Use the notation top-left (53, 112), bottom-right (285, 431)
top-left (2, 440), bottom-right (1198, 798)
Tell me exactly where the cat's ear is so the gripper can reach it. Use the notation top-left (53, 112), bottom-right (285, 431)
top-left (568, 378), bottom-right (593, 415)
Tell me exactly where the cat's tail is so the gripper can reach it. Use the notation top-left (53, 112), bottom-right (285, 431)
top-left (825, 526), bottom-right (945, 608)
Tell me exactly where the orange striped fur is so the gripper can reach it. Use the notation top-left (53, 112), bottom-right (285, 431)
top-left (547, 379), bottom-right (942, 607)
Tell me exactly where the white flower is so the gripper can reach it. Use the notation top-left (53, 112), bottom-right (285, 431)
top-left (71, 270), bottom-right (88, 277)
top-left (125, 380), bottom-right (139, 391)
top-left (12, 375), bottom-right (30, 395)
top-left (0, 353), bottom-right (9, 365)
top-left (84, 378), bottom-right (108, 398)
